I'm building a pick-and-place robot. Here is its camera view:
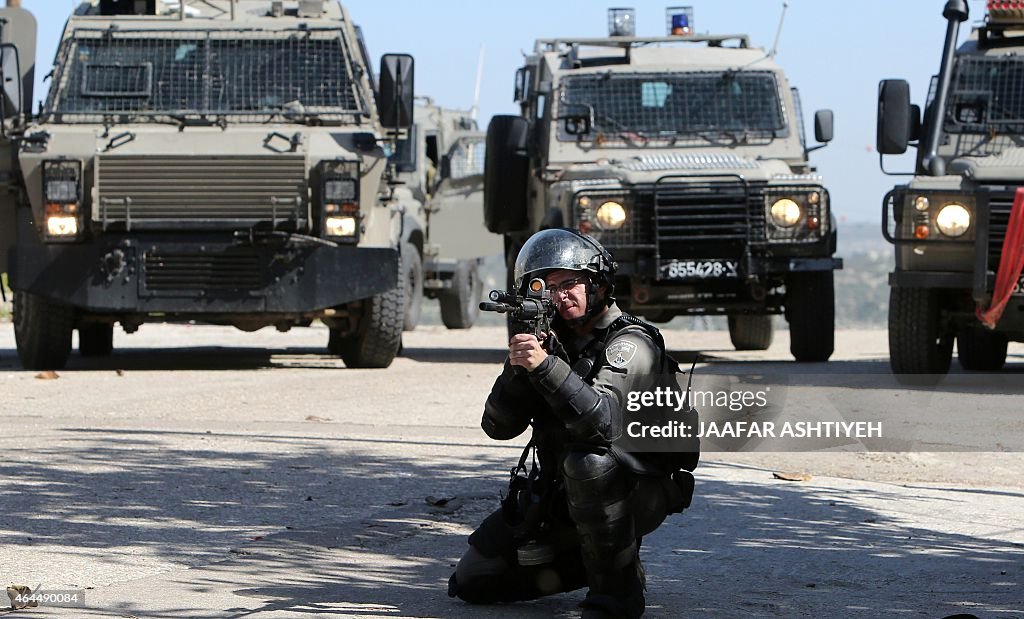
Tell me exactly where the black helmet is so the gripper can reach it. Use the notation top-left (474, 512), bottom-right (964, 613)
top-left (513, 229), bottom-right (617, 321)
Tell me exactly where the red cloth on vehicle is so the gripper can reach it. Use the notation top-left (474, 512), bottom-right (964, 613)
top-left (977, 186), bottom-right (1024, 329)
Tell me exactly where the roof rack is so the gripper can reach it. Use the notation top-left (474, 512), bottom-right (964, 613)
top-left (534, 34), bottom-right (750, 54)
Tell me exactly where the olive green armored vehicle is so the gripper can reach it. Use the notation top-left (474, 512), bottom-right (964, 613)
top-left (391, 99), bottom-right (499, 331)
top-left (0, 0), bottom-right (416, 369)
top-left (484, 7), bottom-right (841, 361)
top-left (878, 1), bottom-right (1024, 374)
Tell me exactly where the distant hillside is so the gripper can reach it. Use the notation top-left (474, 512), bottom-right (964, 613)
top-left (838, 221), bottom-right (889, 256)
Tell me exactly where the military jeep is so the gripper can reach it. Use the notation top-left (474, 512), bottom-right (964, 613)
top-left (483, 7), bottom-right (841, 361)
top-left (390, 99), bottom-right (499, 331)
top-left (878, 0), bottom-right (1024, 374)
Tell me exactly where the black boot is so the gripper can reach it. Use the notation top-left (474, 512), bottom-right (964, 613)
top-left (578, 558), bottom-right (646, 618)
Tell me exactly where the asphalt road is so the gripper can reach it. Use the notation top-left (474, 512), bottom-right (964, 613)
top-left (1, 323), bottom-right (1022, 618)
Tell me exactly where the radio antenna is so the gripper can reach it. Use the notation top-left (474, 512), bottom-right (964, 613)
top-left (470, 45), bottom-right (485, 121)
top-left (769, 1), bottom-right (789, 58)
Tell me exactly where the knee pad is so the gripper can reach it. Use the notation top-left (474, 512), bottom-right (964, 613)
top-left (562, 448), bottom-right (633, 519)
top-left (562, 448), bottom-right (637, 569)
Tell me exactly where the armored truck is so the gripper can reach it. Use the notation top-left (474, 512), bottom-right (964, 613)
top-left (391, 99), bottom-right (498, 331)
top-left (0, 0), bottom-right (416, 369)
top-left (877, 1), bottom-right (1024, 374)
top-left (484, 7), bottom-right (841, 362)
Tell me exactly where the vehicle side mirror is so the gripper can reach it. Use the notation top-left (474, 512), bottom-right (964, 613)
top-left (378, 53), bottom-right (414, 130)
top-left (440, 154), bottom-right (451, 180)
top-left (514, 66), bottom-right (530, 103)
top-left (814, 109), bottom-right (833, 143)
top-left (559, 103), bottom-right (593, 136)
top-left (0, 7), bottom-right (36, 121)
top-left (1, 44), bottom-right (22, 118)
top-left (877, 79), bottom-right (912, 155)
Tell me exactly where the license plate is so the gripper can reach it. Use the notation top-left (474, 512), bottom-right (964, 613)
top-left (660, 259), bottom-right (739, 280)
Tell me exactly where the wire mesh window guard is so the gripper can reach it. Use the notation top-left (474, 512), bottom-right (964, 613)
top-left (558, 71), bottom-right (786, 144)
top-left (44, 28), bottom-right (366, 122)
top-left (448, 137), bottom-right (486, 180)
top-left (946, 56), bottom-right (1024, 131)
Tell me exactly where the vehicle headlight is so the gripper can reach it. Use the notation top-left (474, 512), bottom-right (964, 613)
top-left (769, 198), bottom-right (802, 227)
top-left (42, 160), bottom-right (82, 241)
top-left (325, 216), bottom-right (357, 237)
top-left (46, 215), bottom-right (79, 237)
top-left (595, 201), bottom-right (627, 230)
top-left (935, 203), bottom-right (971, 237)
top-left (318, 161), bottom-right (361, 241)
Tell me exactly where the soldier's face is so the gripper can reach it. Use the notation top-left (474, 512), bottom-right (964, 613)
top-left (544, 270), bottom-right (589, 321)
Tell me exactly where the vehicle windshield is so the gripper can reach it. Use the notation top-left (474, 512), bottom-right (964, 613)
top-left (940, 55), bottom-right (1024, 155)
top-left (557, 70), bottom-right (786, 144)
top-left (43, 28), bottom-right (366, 123)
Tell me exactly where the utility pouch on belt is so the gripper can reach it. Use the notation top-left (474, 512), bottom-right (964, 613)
top-left (500, 439), bottom-right (557, 565)
top-left (668, 469), bottom-right (695, 513)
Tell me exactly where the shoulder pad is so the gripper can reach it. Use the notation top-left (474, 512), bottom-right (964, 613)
top-left (606, 313), bottom-right (681, 374)
top-left (608, 313), bottom-right (665, 350)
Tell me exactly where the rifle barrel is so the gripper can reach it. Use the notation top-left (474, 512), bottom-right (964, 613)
top-left (479, 301), bottom-right (511, 313)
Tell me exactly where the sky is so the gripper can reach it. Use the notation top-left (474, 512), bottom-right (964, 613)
top-left (17, 0), bottom-right (990, 224)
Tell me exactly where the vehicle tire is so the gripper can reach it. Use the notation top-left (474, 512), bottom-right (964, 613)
top-left (785, 271), bottom-right (835, 362)
top-left (440, 259), bottom-right (482, 329)
top-left (402, 242), bottom-right (423, 332)
top-left (13, 290), bottom-right (74, 370)
top-left (888, 287), bottom-right (953, 375)
top-left (484, 116), bottom-right (530, 234)
top-left (79, 324), bottom-right (114, 357)
top-left (957, 328), bottom-right (1008, 371)
top-left (335, 258), bottom-right (406, 369)
top-left (728, 314), bottom-right (773, 351)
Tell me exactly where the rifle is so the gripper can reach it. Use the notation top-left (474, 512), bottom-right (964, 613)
top-left (480, 277), bottom-right (558, 347)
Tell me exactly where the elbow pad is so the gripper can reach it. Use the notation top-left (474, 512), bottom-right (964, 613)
top-left (530, 357), bottom-right (619, 442)
top-left (482, 395), bottom-right (531, 440)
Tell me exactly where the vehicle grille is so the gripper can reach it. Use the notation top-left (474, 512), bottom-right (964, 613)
top-left (142, 249), bottom-right (265, 292)
top-left (987, 192), bottom-right (1013, 270)
top-left (643, 180), bottom-right (762, 258)
top-left (95, 155), bottom-right (307, 229)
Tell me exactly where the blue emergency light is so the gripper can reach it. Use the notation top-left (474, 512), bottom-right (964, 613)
top-left (666, 6), bottom-right (694, 36)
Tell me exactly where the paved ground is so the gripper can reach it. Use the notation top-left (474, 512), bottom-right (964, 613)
top-left (0, 323), bottom-right (1022, 618)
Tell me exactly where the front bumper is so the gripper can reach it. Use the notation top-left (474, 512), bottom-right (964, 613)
top-left (9, 234), bottom-right (397, 314)
top-left (614, 255), bottom-right (841, 314)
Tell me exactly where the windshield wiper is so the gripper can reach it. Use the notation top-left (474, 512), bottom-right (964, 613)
top-left (595, 111), bottom-right (650, 146)
top-left (170, 114), bottom-right (228, 130)
top-left (696, 129), bottom-right (751, 147)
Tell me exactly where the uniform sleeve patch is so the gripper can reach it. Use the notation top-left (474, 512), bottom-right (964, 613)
top-left (605, 340), bottom-right (638, 369)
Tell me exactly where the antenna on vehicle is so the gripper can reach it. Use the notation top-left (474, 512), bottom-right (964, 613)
top-left (768, 1), bottom-right (788, 58)
top-left (470, 44), bottom-right (485, 121)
